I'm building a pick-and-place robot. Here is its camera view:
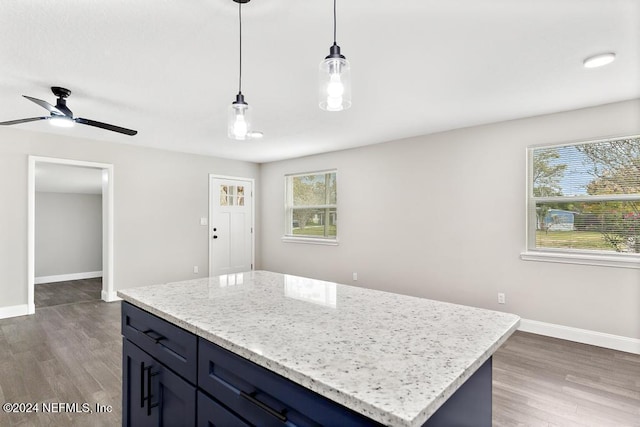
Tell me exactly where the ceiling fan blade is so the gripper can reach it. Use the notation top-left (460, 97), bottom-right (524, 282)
top-left (75, 117), bottom-right (137, 136)
top-left (23, 95), bottom-right (65, 115)
top-left (0, 116), bottom-right (49, 126)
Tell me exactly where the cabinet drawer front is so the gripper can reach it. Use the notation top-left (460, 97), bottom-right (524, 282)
top-left (197, 391), bottom-right (251, 427)
top-left (198, 338), bottom-right (377, 427)
top-left (122, 302), bottom-right (197, 383)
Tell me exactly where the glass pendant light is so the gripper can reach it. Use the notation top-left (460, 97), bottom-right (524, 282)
top-left (319, 0), bottom-right (351, 111)
top-left (228, 0), bottom-right (253, 140)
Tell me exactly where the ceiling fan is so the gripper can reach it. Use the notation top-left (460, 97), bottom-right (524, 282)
top-left (0, 86), bottom-right (137, 136)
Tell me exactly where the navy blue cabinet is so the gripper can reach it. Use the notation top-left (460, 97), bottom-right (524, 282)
top-left (122, 302), bottom-right (197, 427)
top-left (122, 339), bottom-right (196, 426)
top-left (197, 391), bottom-right (251, 427)
top-left (198, 337), bottom-right (377, 427)
top-left (121, 301), bottom-right (198, 383)
top-left (121, 302), bottom-right (492, 427)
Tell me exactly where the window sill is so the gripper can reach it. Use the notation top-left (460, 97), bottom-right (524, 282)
top-left (520, 251), bottom-right (640, 269)
top-left (281, 236), bottom-right (339, 246)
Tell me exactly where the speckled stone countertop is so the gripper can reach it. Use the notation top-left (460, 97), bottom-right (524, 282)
top-left (118, 270), bottom-right (520, 427)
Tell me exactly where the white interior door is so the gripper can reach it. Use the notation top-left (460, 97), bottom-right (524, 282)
top-left (209, 176), bottom-right (253, 276)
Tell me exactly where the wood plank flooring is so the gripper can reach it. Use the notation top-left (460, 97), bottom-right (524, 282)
top-left (0, 299), bottom-right (121, 426)
top-left (0, 289), bottom-right (638, 426)
top-left (34, 278), bottom-right (102, 308)
top-left (493, 331), bottom-right (640, 426)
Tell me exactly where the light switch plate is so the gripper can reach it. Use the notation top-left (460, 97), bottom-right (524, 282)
top-left (200, 217), bottom-right (208, 226)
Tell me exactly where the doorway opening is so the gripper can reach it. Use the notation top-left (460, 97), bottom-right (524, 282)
top-left (27, 156), bottom-right (115, 314)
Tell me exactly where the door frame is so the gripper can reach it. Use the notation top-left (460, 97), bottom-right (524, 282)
top-left (208, 174), bottom-right (255, 277)
top-left (27, 155), bottom-right (116, 314)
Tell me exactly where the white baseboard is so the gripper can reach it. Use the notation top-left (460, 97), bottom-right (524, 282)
top-left (35, 271), bottom-right (102, 285)
top-left (519, 319), bottom-right (640, 355)
top-left (101, 290), bottom-right (122, 303)
top-left (0, 304), bottom-right (31, 320)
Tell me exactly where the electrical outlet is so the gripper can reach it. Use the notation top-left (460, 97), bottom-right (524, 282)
top-left (497, 292), bottom-right (506, 304)
top-left (352, 272), bottom-right (358, 281)
top-left (193, 266), bottom-right (199, 274)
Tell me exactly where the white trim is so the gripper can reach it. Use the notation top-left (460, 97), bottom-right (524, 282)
top-left (520, 251), bottom-right (640, 269)
top-left (0, 304), bottom-right (31, 320)
top-left (284, 169), bottom-right (338, 241)
top-left (28, 157), bottom-right (35, 315)
top-left (533, 194), bottom-right (640, 203)
top-left (101, 290), bottom-right (122, 302)
top-left (35, 271), bottom-right (103, 285)
top-left (208, 174), bottom-right (256, 276)
top-left (519, 319), bottom-right (640, 355)
top-left (281, 236), bottom-right (339, 246)
top-left (28, 156), bottom-right (115, 315)
top-left (525, 135), bottom-right (640, 259)
top-left (284, 168), bottom-right (338, 178)
top-left (527, 133), bottom-right (640, 150)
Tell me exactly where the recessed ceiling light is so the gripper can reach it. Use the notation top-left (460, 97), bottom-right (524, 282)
top-left (583, 52), bottom-right (616, 68)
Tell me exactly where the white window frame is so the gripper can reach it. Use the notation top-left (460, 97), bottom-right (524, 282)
top-left (521, 135), bottom-right (640, 269)
top-left (282, 169), bottom-right (338, 245)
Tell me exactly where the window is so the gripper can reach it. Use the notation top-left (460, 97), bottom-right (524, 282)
top-left (523, 135), bottom-right (640, 268)
top-left (283, 170), bottom-right (337, 244)
top-left (219, 184), bottom-right (245, 206)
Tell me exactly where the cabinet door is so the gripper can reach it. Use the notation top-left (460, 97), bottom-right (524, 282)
top-left (197, 391), bottom-right (251, 427)
top-left (123, 339), bottom-right (196, 426)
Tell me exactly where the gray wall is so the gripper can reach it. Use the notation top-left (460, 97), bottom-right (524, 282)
top-left (35, 192), bottom-right (102, 278)
top-left (0, 127), bottom-right (260, 308)
top-left (260, 99), bottom-right (640, 340)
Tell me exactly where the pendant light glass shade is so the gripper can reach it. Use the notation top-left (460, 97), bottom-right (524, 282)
top-left (228, 0), bottom-right (257, 140)
top-left (319, 0), bottom-right (351, 112)
top-left (319, 45), bottom-right (351, 111)
top-left (228, 93), bottom-right (252, 140)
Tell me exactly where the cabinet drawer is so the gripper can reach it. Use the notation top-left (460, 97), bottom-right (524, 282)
top-left (197, 391), bottom-right (250, 427)
top-left (122, 302), bottom-right (197, 384)
top-left (198, 338), bottom-right (377, 427)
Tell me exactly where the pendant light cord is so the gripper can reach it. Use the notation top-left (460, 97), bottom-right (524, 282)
top-left (238, 1), bottom-right (243, 93)
top-left (333, 0), bottom-right (337, 44)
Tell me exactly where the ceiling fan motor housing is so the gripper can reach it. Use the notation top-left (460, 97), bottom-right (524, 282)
top-left (51, 86), bottom-right (71, 99)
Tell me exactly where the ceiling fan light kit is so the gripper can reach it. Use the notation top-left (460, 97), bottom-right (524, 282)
top-left (49, 115), bottom-right (75, 128)
top-left (0, 86), bottom-right (138, 136)
top-left (319, 0), bottom-right (351, 112)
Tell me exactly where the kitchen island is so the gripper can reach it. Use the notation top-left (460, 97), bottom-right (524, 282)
top-left (118, 271), bottom-right (519, 426)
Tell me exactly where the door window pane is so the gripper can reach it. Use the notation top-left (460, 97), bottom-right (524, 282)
top-left (237, 186), bottom-right (245, 206)
top-left (220, 185), bottom-right (229, 206)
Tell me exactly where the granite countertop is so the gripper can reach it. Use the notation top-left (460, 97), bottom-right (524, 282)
top-left (117, 270), bottom-right (520, 427)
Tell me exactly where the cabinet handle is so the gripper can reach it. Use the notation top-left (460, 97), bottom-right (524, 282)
top-left (141, 329), bottom-right (166, 343)
top-left (146, 367), bottom-right (160, 416)
top-left (240, 391), bottom-right (288, 422)
top-left (141, 364), bottom-right (160, 416)
top-left (140, 362), bottom-right (146, 409)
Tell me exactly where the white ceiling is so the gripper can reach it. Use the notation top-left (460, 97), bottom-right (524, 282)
top-left (35, 163), bottom-right (103, 194)
top-left (1, 0), bottom-right (638, 163)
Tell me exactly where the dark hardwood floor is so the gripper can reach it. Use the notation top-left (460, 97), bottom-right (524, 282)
top-left (0, 287), bottom-right (638, 426)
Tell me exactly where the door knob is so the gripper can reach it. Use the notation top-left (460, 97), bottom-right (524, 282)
top-left (213, 235), bottom-right (218, 239)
